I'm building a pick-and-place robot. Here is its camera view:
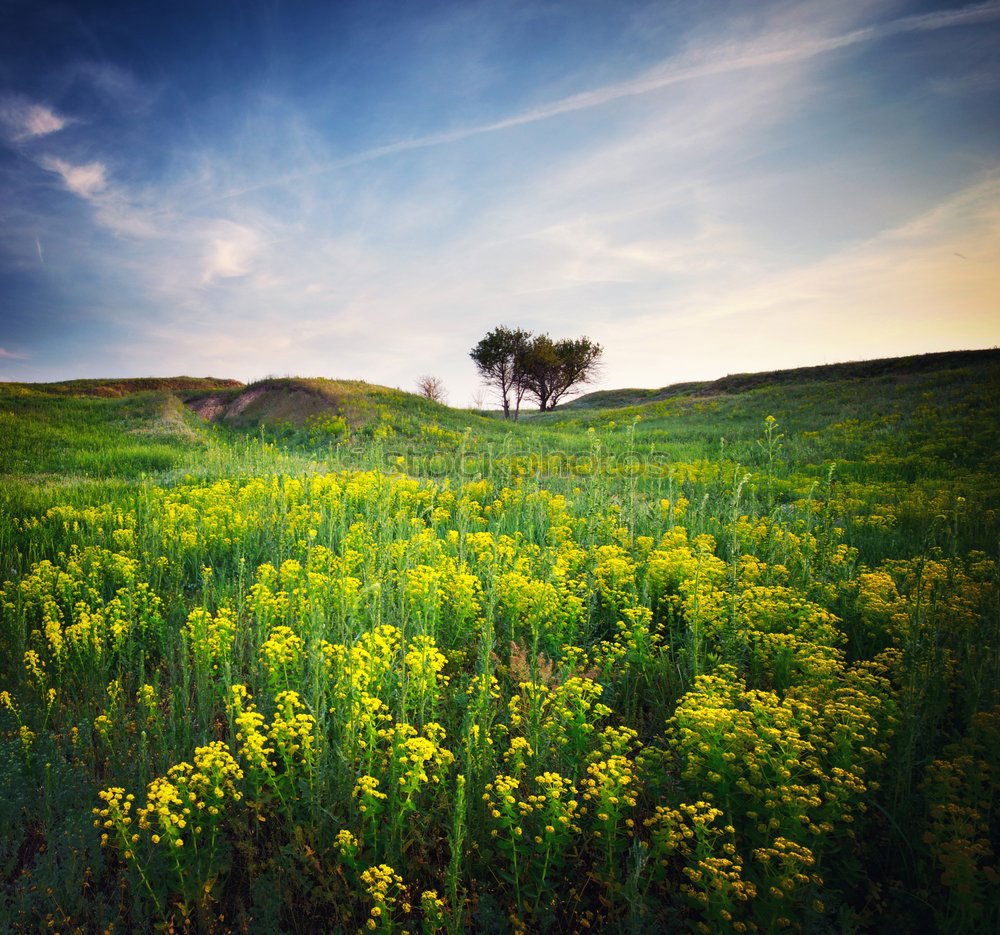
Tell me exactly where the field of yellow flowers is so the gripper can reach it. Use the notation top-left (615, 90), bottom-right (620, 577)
top-left (1, 359), bottom-right (998, 932)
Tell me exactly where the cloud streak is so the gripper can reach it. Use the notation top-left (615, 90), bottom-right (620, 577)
top-left (206, 1), bottom-right (1000, 203)
top-left (0, 97), bottom-right (69, 141)
top-left (201, 222), bottom-right (263, 282)
top-left (42, 157), bottom-right (108, 198)
top-left (2, 0), bottom-right (997, 392)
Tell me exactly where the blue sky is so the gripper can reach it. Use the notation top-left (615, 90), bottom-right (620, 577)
top-left (1, 0), bottom-right (998, 402)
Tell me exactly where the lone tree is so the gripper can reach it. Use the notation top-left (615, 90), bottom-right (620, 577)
top-left (416, 375), bottom-right (447, 404)
top-left (470, 327), bottom-right (603, 417)
top-left (521, 334), bottom-right (602, 411)
top-left (469, 326), bottom-right (532, 419)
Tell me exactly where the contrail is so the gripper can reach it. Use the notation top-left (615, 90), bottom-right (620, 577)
top-left (203, 1), bottom-right (1000, 203)
top-left (35, 235), bottom-right (43, 263)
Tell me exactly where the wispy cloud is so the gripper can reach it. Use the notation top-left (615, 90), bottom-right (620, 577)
top-left (0, 97), bottom-right (70, 141)
top-left (35, 153), bottom-right (165, 239)
top-left (606, 173), bottom-right (1000, 377)
top-left (201, 222), bottom-right (263, 282)
top-left (206, 0), bottom-right (1000, 203)
top-left (0, 347), bottom-right (29, 360)
top-left (71, 61), bottom-right (154, 112)
top-left (42, 157), bottom-right (108, 198)
top-left (3, 1), bottom-right (997, 391)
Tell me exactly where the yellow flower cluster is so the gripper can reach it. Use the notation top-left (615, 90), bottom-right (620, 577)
top-left (645, 802), bottom-right (755, 929)
top-left (326, 625), bottom-right (399, 760)
top-left (229, 685), bottom-right (273, 773)
top-left (670, 664), bottom-right (889, 841)
top-left (228, 685), bottom-right (317, 799)
top-left (506, 675), bottom-right (605, 764)
top-left (269, 690), bottom-right (318, 764)
top-left (8, 411), bottom-right (991, 935)
top-left (185, 605), bottom-right (237, 669)
top-left (93, 787), bottom-right (137, 854)
top-left (384, 721), bottom-right (454, 797)
top-left (9, 546), bottom-right (160, 674)
top-left (583, 754), bottom-right (638, 823)
top-left (259, 625), bottom-right (305, 684)
top-left (483, 768), bottom-right (584, 917)
top-left (353, 774), bottom-right (387, 813)
top-left (335, 827), bottom-right (359, 858)
top-left (485, 771), bottom-right (581, 838)
top-left (248, 550), bottom-right (362, 635)
top-left (360, 863), bottom-right (405, 931)
top-left (420, 888), bottom-right (447, 930)
top-left (403, 634), bottom-right (450, 715)
top-left (921, 705), bottom-right (1000, 927)
top-left (135, 741), bottom-right (244, 850)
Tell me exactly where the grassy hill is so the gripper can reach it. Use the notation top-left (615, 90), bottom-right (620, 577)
top-left (182, 376), bottom-right (494, 434)
top-left (535, 348), bottom-right (1000, 482)
top-left (2, 349), bottom-right (999, 489)
top-left (0, 350), bottom-right (998, 932)
top-left (0, 375), bottom-right (242, 398)
top-left (561, 347), bottom-right (1000, 410)
top-left (0, 374), bottom-right (522, 490)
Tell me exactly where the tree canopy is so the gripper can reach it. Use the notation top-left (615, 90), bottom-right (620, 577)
top-left (469, 326), bottom-right (531, 418)
top-left (470, 327), bottom-right (602, 417)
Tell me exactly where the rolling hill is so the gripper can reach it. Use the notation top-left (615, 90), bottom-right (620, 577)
top-left (560, 347), bottom-right (1000, 410)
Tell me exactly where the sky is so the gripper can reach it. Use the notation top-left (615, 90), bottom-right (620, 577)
top-left (0, 0), bottom-right (998, 403)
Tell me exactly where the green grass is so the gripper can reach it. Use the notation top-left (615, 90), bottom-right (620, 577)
top-left (0, 375), bottom-right (242, 398)
top-left (0, 352), bottom-right (998, 933)
top-left (562, 347), bottom-right (1000, 409)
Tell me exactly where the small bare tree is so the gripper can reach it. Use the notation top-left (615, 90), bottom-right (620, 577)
top-left (417, 375), bottom-right (447, 404)
top-left (469, 386), bottom-right (487, 410)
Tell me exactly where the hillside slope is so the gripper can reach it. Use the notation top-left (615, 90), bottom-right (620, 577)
top-left (181, 376), bottom-right (506, 440)
top-left (561, 347), bottom-right (1000, 410)
top-left (0, 376), bottom-right (242, 398)
top-left (2, 353), bottom-right (999, 935)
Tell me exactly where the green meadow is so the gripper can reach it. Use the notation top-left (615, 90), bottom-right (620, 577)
top-left (1, 349), bottom-right (998, 932)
